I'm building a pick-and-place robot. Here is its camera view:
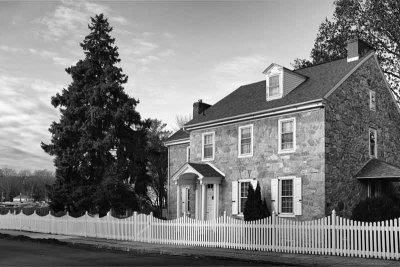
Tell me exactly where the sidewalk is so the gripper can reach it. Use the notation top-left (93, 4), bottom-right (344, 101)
top-left (0, 229), bottom-right (398, 266)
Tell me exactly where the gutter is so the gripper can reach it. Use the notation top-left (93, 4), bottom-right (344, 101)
top-left (164, 138), bottom-right (190, 147)
top-left (184, 99), bottom-right (324, 131)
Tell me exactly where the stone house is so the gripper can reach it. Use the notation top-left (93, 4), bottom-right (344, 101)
top-left (165, 39), bottom-right (400, 221)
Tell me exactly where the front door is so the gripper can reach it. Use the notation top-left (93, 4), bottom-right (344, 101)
top-left (206, 184), bottom-right (214, 220)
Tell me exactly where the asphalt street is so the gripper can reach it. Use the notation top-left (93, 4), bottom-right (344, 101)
top-left (0, 237), bottom-right (287, 266)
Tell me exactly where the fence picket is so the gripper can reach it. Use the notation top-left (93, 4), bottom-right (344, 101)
top-left (0, 210), bottom-right (399, 260)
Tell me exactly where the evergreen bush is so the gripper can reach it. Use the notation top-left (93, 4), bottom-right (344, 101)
top-left (352, 194), bottom-right (400, 222)
top-left (244, 182), bottom-right (270, 221)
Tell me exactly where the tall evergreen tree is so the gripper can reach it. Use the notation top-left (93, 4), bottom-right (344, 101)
top-left (292, 0), bottom-right (400, 100)
top-left (244, 182), bottom-right (270, 221)
top-left (42, 14), bottom-right (149, 215)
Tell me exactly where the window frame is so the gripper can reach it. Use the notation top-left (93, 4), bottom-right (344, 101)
top-left (279, 177), bottom-right (294, 216)
top-left (278, 118), bottom-right (296, 154)
top-left (238, 179), bottom-right (252, 215)
top-left (266, 72), bottom-right (283, 101)
top-left (369, 90), bottom-right (376, 111)
top-left (369, 128), bottom-right (377, 158)
top-left (238, 124), bottom-right (253, 158)
top-left (202, 131), bottom-right (215, 161)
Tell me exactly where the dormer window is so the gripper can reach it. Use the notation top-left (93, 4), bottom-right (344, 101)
top-left (269, 75), bottom-right (280, 98)
top-left (263, 63), bottom-right (306, 101)
top-left (267, 73), bottom-right (282, 100)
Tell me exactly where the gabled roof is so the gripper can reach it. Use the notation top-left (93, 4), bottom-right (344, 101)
top-left (165, 128), bottom-right (189, 144)
top-left (188, 163), bottom-right (224, 178)
top-left (355, 159), bottom-right (400, 179)
top-left (185, 52), bottom-right (374, 128)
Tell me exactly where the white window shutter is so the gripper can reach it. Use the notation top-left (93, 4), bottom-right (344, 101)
top-left (271, 178), bottom-right (278, 214)
top-left (293, 177), bottom-right (302, 215)
top-left (231, 181), bottom-right (239, 215)
top-left (250, 179), bottom-right (258, 190)
top-left (182, 187), bottom-right (187, 212)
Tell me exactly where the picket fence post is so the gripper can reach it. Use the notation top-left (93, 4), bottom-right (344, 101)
top-left (84, 211), bottom-right (88, 238)
top-left (332, 210), bottom-right (336, 255)
top-left (272, 211), bottom-right (276, 251)
top-left (19, 210), bottom-right (22, 231)
top-left (133, 211), bottom-right (137, 242)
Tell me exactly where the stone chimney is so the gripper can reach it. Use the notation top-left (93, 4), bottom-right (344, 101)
top-left (347, 38), bottom-right (374, 62)
top-left (193, 99), bottom-right (211, 118)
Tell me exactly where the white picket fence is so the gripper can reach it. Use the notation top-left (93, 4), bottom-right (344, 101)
top-left (0, 209), bottom-right (399, 260)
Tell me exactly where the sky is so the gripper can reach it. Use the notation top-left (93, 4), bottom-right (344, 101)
top-left (0, 0), bottom-right (335, 171)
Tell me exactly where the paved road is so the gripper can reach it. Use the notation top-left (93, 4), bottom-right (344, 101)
top-left (0, 238), bottom-right (287, 266)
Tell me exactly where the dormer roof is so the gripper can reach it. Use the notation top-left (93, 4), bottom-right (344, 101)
top-left (185, 51), bottom-right (375, 129)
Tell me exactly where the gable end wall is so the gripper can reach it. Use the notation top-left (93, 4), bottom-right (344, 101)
top-left (325, 56), bottom-right (400, 218)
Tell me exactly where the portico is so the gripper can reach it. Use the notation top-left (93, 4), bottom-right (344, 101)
top-left (172, 162), bottom-right (224, 220)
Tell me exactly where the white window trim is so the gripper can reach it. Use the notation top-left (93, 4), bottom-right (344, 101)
top-left (201, 131), bottom-right (215, 161)
top-left (237, 178), bottom-right (254, 216)
top-left (278, 117), bottom-right (296, 154)
top-left (266, 71), bottom-right (283, 101)
top-left (186, 146), bottom-right (190, 162)
top-left (238, 124), bottom-right (253, 158)
top-left (369, 90), bottom-right (376, 111)
top-left (278, 176), bottom-right (295, 217)
top-left (369, 128), bottom-right (377, 158)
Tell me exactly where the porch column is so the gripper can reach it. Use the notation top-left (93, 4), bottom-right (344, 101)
top-left (214, 183), bottom-right (219, 219)
top-left (201, 183), bottom-right (206, 220)
top-left (195, 184), bottom-right (200, 220)
top-left (176, 184), bottom-right (181, 218)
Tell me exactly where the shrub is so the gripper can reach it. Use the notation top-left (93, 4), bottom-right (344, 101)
top-left (352, 194), bottom-right (400, 222)
top-left (244, 182), bottom-right (270, 221)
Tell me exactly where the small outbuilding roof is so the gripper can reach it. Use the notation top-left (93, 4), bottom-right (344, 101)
top-left (165, 128), bottom-right (190, 143)
top-left (355, 158), bottom-right (400, 180)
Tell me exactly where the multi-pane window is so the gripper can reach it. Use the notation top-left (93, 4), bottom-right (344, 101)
top-left (279, 118), bottom-right (295, 153)
top-left (370, 90), bottom-right (376, 111)
top-left (202, 132), bottom-right (214, 160)
top-left (369, 128), bottom-right (377, 158)
top-left (239, 181), bottom-right (250, 214)
top-left (280, 179), bottom-right (293, 214)
top-left (239, 125), bottom-right (253, 157)
top-left (269, 75), bottom-right (280, 98)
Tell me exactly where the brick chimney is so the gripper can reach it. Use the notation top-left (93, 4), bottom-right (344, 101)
top-left (347, 38), bottom-right (374, 62)
top-left (193, 99), bottom-right (211, 118)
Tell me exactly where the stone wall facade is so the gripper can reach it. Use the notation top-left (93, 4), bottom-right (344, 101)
top-left (167, 142), bottom-right (189, 219)
top-left (187, 108), bottom-right (325, 220)
top-left (325, 56), bottom-right (400, 218)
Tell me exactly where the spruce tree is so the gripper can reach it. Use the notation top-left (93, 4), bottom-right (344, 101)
top-left (42, 14), bottom-right (149, 216)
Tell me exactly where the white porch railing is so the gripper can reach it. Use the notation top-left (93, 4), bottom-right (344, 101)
top-left (0, 210), bottom-right (399, 260)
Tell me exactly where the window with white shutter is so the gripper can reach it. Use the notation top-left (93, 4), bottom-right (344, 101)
top-left (271, 176), bottom-right (302, 217)
top-left (232, 179), bottom-right (259, 215)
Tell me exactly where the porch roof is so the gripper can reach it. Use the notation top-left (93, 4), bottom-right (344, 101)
top-left (171, 162), bottom-right (224, 185)
top-left (355, 158), bottom-right (400, 180)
